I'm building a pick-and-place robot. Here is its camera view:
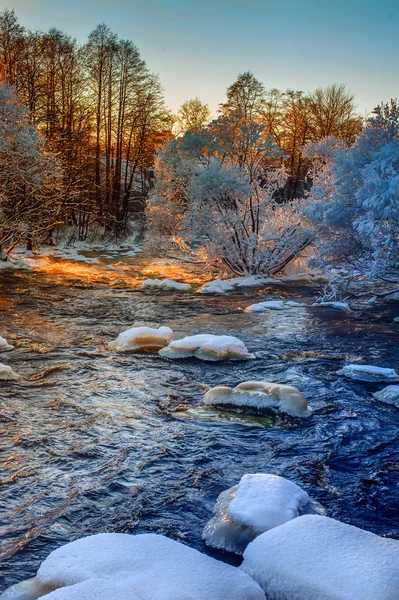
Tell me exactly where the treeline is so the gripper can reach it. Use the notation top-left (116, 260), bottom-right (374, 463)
top-left (0, 9), bottom-right (172, 242)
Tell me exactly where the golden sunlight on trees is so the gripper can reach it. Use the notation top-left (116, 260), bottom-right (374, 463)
top-left (174, 97), bottom-right (211, 135)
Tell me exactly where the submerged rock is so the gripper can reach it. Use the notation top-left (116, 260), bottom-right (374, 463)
top-left (0, 362), bottom-right (19, 381)
top-left (140, 278), bottom-right (192, 291)
top-left (159, 334), bottom-right (255, 361)
top-left (337, 364), bottom-right (399, 382)
top-left (108, 326), bottom-right (173, 352)
top-left (204, 381), bottom-right (310, 417)
top-left (240, 515), bottom-right (399, 600)
top-left (245, 300), bottom-right (285, 312)
top-left (373, 385), bottom-right (399, 407)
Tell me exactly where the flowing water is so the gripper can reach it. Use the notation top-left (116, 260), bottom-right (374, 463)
top-left (0, 253), bottom-right (398, 591)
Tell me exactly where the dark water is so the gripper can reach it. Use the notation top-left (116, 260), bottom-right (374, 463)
top-left (0, 258), bottom-right (398, 591)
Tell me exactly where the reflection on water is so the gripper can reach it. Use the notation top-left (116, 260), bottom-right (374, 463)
top-left (0, 255), bottom-right (398, 590)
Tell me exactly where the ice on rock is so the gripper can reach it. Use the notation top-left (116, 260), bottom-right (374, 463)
top-left (203, 474), bottom-right (312, 555)
top-left (198, 280), bottom-right (235, 295)
top-left (0, 335), bottom-right (14, 351)
top-left (373, 385), bottom-right (399, 407)
top-left (140, 278), bottom-right (192, 291)
top-left (240, 515), bottom-right (399, 600)
top-left (0, 362), bottom-right (19, 380)
top-left (337, 364), bottom-right (399, 382)
top-left (108, 326), bottom-right (173, 352)
top-left (204, 381), bottom-right (310, 417)
top-left (30, 533), bottom-right (264, 600)
top-left (244, 300), bottom-right (285, 312)
top-left (159, 334), bottom-right (255, 361)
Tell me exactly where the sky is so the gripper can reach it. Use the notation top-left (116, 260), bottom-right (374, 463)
top-left (1, 0), bottom-right (398, 117)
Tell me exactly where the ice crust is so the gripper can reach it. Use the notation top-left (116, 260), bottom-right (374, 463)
top-left (240, 515), bottom-right (399, 600)
top-left (337, 364), bottom-right (399, 382)
top-left (0, 362), bottom-right (19, 380)
top-left (108, 326), bottom-right (173, 352)
top-left (373, 385), bottom-right (399, 407)
top-left (159, 334), bottom-right (255, 361)
top-left (140, 278), bottom-right (192, 291)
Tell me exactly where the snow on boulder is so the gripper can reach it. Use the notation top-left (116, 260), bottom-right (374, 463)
top-left (240, 515), bottom-right (399, 600)
top-left (0, 335), bottom-right (14, 351)
top-left (33, 533), bottom-right (264, 600)
top-left (204, 381), bottom-right (310, 417)
top-left (280, 274), bottom-right (313, 284)
top-left (337, 364), bottom-right (399, 382)
top-left (35, 578), bottom-right (141, 600)
top-left (312, 301), bottom-right (352, 314)
top-left (0, 363), bottom-right (19, 381)
top-left (203, 474), bottom-right (312, 555)
top-left (198, 280), bottom-right (235, 295)
top-left (373, 385), bottom-right (399, 407)
top-left (285, 300), bottom-right (304, 307)
top-left (230, 276), bottom-right (283, 288)
top-left (108, 326), bottom-right (173, 352)
top-left (159, 334), bottom-right (255, 361)
top-left (244, 300), bottom-right (285, 312)
top-left (140, 278), bottom-right (192, 291)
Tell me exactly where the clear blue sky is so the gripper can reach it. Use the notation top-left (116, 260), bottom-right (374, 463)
top-left (2, 0), bottom-right (398, 117)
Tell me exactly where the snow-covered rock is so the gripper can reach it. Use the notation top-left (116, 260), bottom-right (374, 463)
top-left (108, 326), bottom-right (173, 352)
top-left (198, 280), bottom-right (235, 295)
top-left (231, 276), bottom-right (283, 288)
top-left (159, 334), bottom-right (255, 361)
top-left (203, 474), bottom-right (312, 555)
top-left (244, 300), bottom-right (285, 312)
top-left (204, 381), bottom-right (309, 417)
top-left (0, 363), bottom-right (19, 381)
top-left (280, 274), bottom-right (313, 284)
top-left (140, 278), bottom-right (192, 291)
top-left (240, 515), bottom-right (399, 600)
top-left (337, 364), bottom-right (399, 382)
top-left (373, 385), bottom-right (399, 407)
top-left (393, 317), bottom-right (399, 323)
top-left (0, 335), bottom-right (14, 351)
top-left (312, 301), bottom-right (352, 314)
top-left (19, 533), bottom-right (264, 600)
top-left (385, 291), bottom-right (399, 302)
top-left (285, 300), bottom-right (304, 307)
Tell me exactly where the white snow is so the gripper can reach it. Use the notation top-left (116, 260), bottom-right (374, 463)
top-left (240, 515), bottom-right (399, 600)
top-left (244, 300), bottom-right (285, 312)
top-left (108, 326), bottom-right (173, 352)
top-left (197, 280), bottom-right (235, 295)
top-left (204, 381), bottom-right (310, 417)
top-left (312, 301), bottom-right (352, 314)
top-left (285, 300), bottom-right (304, 307)
top-left (159, 334), bottom-right (255, 361)
top-left (0, 335), bottom-right (14, 351)
top-left (0, 363), bottom-right (19, 380)
top-left (373, 385), bottom-right (399, 407)
top-left (337, 364), bottom-right (399, 382)
top-left (30, 533), bottom-right (264, 600)
top-left (141, 278), bottom-right (192, 291)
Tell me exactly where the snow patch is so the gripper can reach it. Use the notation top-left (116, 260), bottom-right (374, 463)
top-left (159, 334), bottom-right (255, 361)
top-left (373, 385), bottom-right (399, 407)
top-left (0, 363), bottom-right (19, 381)
top-left (108, 326), bottom-right (173, 352)
top-left (245, 300), bottom-right (285, 312)
top-left (337, 364), bottom-right (399, 382)
top-left (141, 279), bottom-right (192, 291)
top-left (198, 280), bottom-right (235, 295)
top-left (312, 301), bottom-right (352, 314)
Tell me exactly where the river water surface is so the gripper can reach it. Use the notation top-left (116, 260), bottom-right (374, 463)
top-left (0, 253), bottom-right (398, 591)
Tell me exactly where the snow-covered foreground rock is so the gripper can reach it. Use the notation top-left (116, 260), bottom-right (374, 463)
top-left (312, 301), bottom-right (352, 314)
top-left (1, 533), bottom-right (265, 600)
top-left (203, 474), bottom-right (314, 555)
top-left (337, 364), bottom-right (399, 382)
top-left (159, 334), bottom-right (255, 361)
top-left (108, 326), bottom-right (173, 352)
top-left (197, 280), bottom-right (235, 295)
top-left (245, 300), bottom-right (285, 312)
top-left (373, 385), bottom-right (399, 407)
top-left (204, 381), bottom-right (310, 417)
top-left (240, 515), bottom-right (399, 600)
top-left (0, 335), bottom-right (14, 351)
top-left (0, 363), bottom-right (19, 380)
top-left (140, 278), bottom-right (192, 291)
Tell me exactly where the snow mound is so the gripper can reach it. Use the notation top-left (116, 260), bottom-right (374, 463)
top-left (312, 301), bottom-right (352, 314)
top-left (285, 300), bottom-right (304, 307)
top-left (159, 334), bottom-right (255, 361)
top-left (0, 363), bottom-right (19, 381)
top-left (140, 278), bottom-right (192, 291)
top-left (204, 381), bottom-right (309, 417)
top-left (198, 280), bottom-right (235, 295)
top-left (230, 276), bottom-right (282, 288)
top-left (373, 385), bottom-right (399, 407)
top-left (32, 532), bottom-right (264, 600)
top-left (203, 474), bottom-right (312, 555)
top-left (240, 515), bottom-right (399, 600)
top-left (108, 326), bottom-right (173, 352)
top-left (337, 364), bottom-right (399, 382)
top-left (245, 300), bottom-right (285, 312)
top-left (0, 335), bottom-right (14, 351)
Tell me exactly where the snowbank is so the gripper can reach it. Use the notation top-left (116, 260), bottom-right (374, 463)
top-left (312, 301), bottom-right (352, 314)
top-left (204, 381), bottom-right (309, 417)
top-left (337, 364), bottom-right (399, 382)
top-left (141, 278), bottom-right (192, 291)
top-left (108, 326), bottom-right (173, 352)
top-left (0, 335), bottom-right (14, 351)
top-left (230, 276), bottom-right (283, 288)
top-left (240, 515), bottom-right (399, 600)
top-left (0, 363), bottom-right (19, 381)
top-left (19, 533), bottom-right (264, 600)
top-left (285, 300), bottom-right (304, 307)
top-left (373, 385), bottom-right (399, 407)
top-left (203, 474), bottom-right (311, 555)
top-left (245, 300), bottom-right (285, 312)
top-left (159, 334), bottom-right (255, 361)
top-left (197, 280), bottom-right (235, 295)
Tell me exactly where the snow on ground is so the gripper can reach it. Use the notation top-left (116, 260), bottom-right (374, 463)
top-left (204, 381), bottom-right (310, 417)
top-left (312, 301), bottom-right (352, 314)
top-left (159, 334), bottom-right (255, 362)
top-left (0, 363), bottom-right (19, 380)
top-left (108, 326), bottom-right (173, 353)
top-left (0, 335), bottom-right (14, 351)
top-left (203, 474), bottom-right (311, 555)
top-left (337, 364), bottom-right (399, 382)
top-left (13, 533), bottom-right (264, 600)
top-left (245, 300), bottom-right (285, 312)
top-left (240, 515), bottom-right (399, 600)
top-left (140, 279), bottom-right (192, 291)
top-left (373, 385), bottom-right (399, 407)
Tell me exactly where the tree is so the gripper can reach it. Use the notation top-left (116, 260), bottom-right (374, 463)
top-left (175, 97), bottom-right (210, 134)
top-left (220, 71), bottom-right (266, 124)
